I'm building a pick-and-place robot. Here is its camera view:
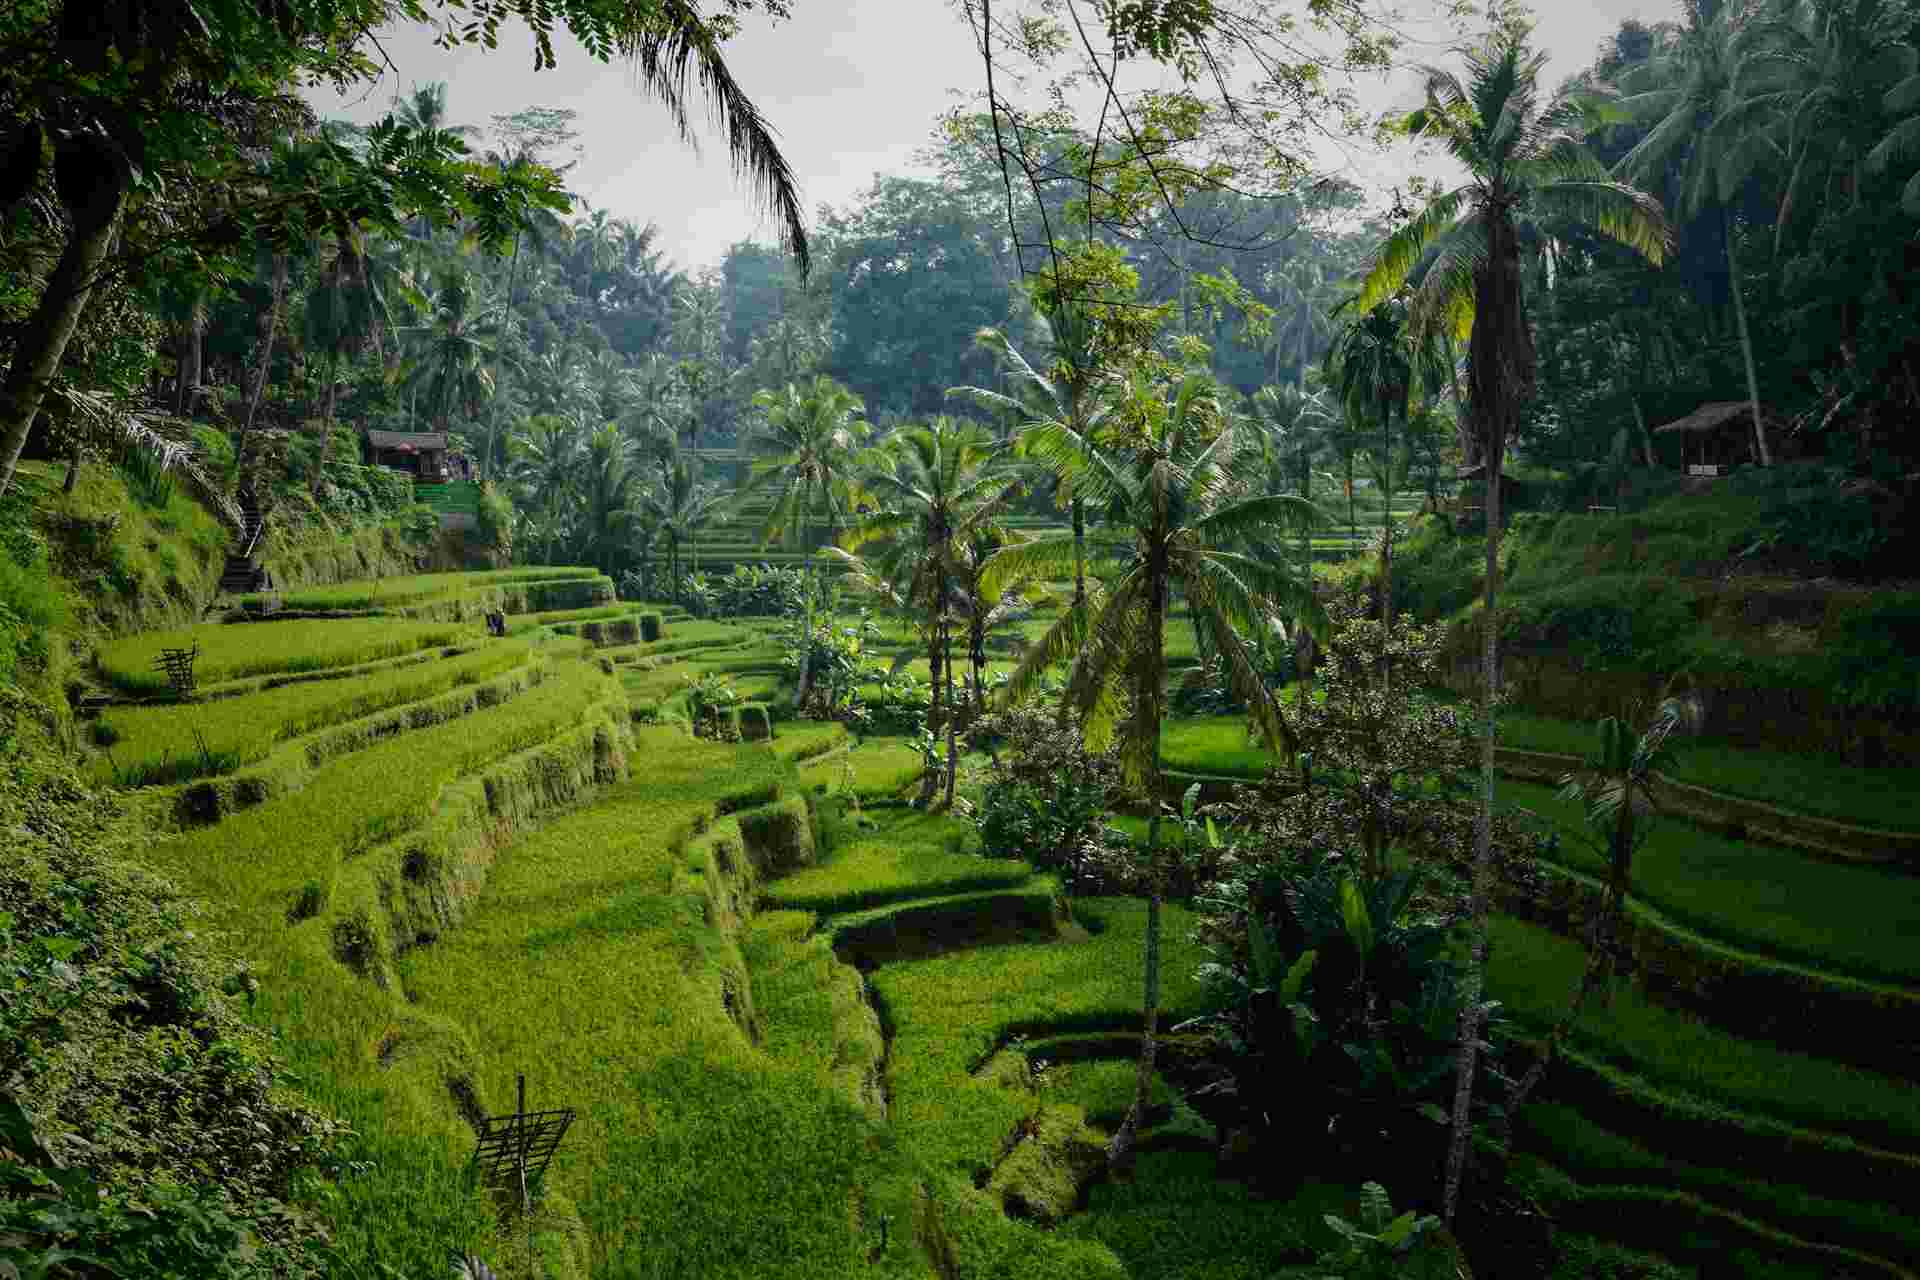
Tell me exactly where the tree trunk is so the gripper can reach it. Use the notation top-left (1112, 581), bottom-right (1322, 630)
top-left (944, 619), bottom-right (958, 810)
top-left (237, 253), bottom-right (288, 479)
top-left (921, 609), bottom-right (943, 807)
top-left (1071, 496), bottom-right (1086, 609)
top-left (173, 312), bottom-right (204, 417)
top-left (1721, 205), bottom-right (1771, 467)
top-left (0, 165), bottom-right (129, 497)
top-left (1444, 201), bottom-right (1530, 1227)
top-left (1109, 548), bottom-right (1168, 1179)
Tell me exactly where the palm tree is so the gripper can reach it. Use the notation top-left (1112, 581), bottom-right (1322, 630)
top-left (1266, 256), bottom-right (1334, 387)
top-left (1610, 0), bottom-right (1774, 466)
top-left (1349, 28), bottom-right (1674, 1224)
top-left (623, 352), bottom-right (683, 465)
top-left (835, 417), bottom-right (1022, 807)
top-left (510, 413), bottom-right (585, 563)
top-left (950, 528), bottom-right (1040, 714)
top-left (1247, 383), bottom-right (1340, 685)
top-left (407, 269), bottom-right (510, 454)
top-left (1500, 690), bottom-right (1700, 1137)
top-left (576, 424), bottom-right (642, 575)
top-left (1325, 294), bottom-right (1448, 644)
top-left (981, 367), bottom-right (1329, 1178)
top-left (953, 299), bottom-right (1122, 622)
top-left (638, 455), bottom-right (726, 596)
top-left (741, 375), bottom-right (871, 704)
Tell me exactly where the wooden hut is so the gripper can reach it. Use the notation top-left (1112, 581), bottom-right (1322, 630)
top-left (1651, 401), bottom-right (1792, 475)
top-left (364, 429), bottom-right (451, 481)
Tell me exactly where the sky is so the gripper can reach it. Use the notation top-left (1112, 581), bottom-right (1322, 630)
top-left (304, 0), bottom-right (1683, 275)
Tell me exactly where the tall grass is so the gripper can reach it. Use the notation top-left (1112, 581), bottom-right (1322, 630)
top-left (262, 566), bottom-right (603, 611)
top-left (96, 618), bottom-right (462, 692)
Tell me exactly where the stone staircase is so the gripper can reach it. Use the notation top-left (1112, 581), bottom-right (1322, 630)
top-left (218, 489), bottom-right (272, 597)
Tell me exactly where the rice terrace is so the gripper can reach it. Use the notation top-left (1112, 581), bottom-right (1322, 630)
top-left (4, 0), bottom-right (1920, 1278)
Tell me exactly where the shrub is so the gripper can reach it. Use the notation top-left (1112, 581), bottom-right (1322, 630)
top-left (739, 704), bottom-right (772, 742)
top-left (640, 612), bottom-right (663, 643)
top-left (971, 703), bottom-right (1134, 894)
top-left (1179, 855), bottom-right (1505, 1202)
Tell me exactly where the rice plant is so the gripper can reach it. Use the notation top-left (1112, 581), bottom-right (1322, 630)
top-left (96, 619), bottom-right (464, 693)
top-left (91, 642), bottom-right (535, 784)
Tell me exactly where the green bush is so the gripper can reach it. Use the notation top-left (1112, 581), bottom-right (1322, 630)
top-left (739, 703), bottom-right (772, 741)
top-left (639, 612), bottom-right (663, 643)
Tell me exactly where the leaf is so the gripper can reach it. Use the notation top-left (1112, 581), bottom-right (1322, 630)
top-left (1380, 1210), bottom-right (1419, 1248)
top-left (1416, 1101), bottom-right (1450, 1126)
top-left (1204, 814), bottom-right (1221, 849)
top-left (1245, 916), bottom-right (1281, 988)
top-left (1338, 874), bottom-right (1376, 962)
top-left (1181, 781), bottom-right (1201, 822)
top-left (1280, 949), bottom-right (1317, 1004)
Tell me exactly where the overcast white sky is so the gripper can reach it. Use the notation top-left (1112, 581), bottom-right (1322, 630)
top-left (306, 0), bottom-right (1681, 274)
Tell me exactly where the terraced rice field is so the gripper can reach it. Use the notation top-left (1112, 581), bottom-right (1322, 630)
top-left (95, 617), bottom-right (464, 692)
top-left (96, 572), bottom-right (1920, 1279)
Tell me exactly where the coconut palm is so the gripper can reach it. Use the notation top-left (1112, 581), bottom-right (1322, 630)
top-left (833, 417), bottom-right (1023, 807)
top-left (638, 455), bottom-right (726, 596)
top-left (407, 269), bottom-right (509, 438)
top-left (1266, 256), bottom-right (1335, 387)
top-left (951, 298), bottom-right (1123, 622)
top-left (981, 367), bottom-right (1329, 1178)
top-left (1350, 28), bottom-right (1674, 1224)
top-left (1247, 383), bottom-right (1340, 683)
top-left (741, 375), bottom-right (872, 704)
top-left (1325, 294), bottom-right (1448, 644)
top-left (623, 352), bottom-right (684, 465)
top-left (576, 424), bottom-right (643, 575)
top-left (1500, 689), bottom-right (1701, 1138)
top-left (950, 527), bottom-right (1041, 714)
top-left (1610, 0), bottom-right (1775, 466)
top-left (510, 413), bottom-right (585, 563)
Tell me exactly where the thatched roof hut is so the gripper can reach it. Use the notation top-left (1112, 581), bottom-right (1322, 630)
top-left (363, 429), bottom-right (450, 480)
top-left (1651, 401), bottom-right (1792, 472)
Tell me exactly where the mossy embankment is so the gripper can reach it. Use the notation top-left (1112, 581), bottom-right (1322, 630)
top-left (1357, 465), bottom-right (1920, 765)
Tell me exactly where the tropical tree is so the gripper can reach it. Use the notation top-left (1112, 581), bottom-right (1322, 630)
top-left (1349, 27), bottom-right (1674, 1223)
top-left (982, 366), bottom-right (1329, 1178)
top-left (1247, 383), bottom-right (1340, 684)
top-left (623, 352), bottom-right (684, 464)
top-left (1266, 255), bottom-right (1334, 386)
top-left (576, 424), bottom-right (642, 574)
top-left (510, 412), bottom-right (585, 563)
top-left (638, 454), bottom-right (726, 595)
top-left (408, 268), bottom-right (509, 440)
top-left (1611, 0), bottom-right (1775, 466)
top-left (741, 375), bottom-right (872, 703)
top-left (1499, 688), bottom-right (1700, 1137)
top-left (950, 528), bottom-right (1040, 714)
top-left (834, 417), bottom-right (1022, 807)
top-left (1325, 294), bottom-right (1447, 645)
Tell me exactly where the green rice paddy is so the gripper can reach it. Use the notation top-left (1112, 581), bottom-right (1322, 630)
top-left (96, 617), bottom-right (464, 692)
top-left (87, 568), bottom-right (1920, 1280)
top-left (90, 640), bottom-right (534, 783)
